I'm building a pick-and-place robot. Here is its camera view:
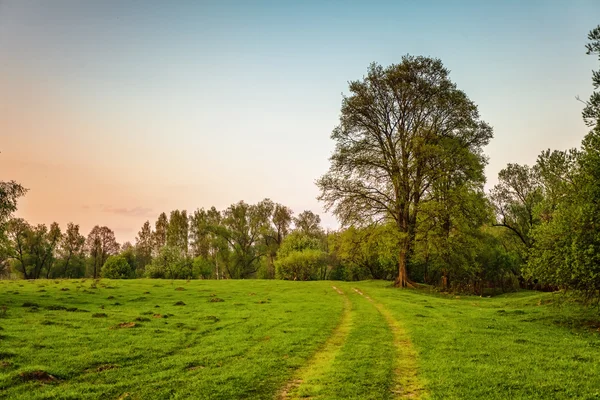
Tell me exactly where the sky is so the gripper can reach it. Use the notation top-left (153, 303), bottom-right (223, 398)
top-left (0, 0), bottom-right (598, 243)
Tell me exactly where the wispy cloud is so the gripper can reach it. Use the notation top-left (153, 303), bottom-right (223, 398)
top-left (101, 206), bottom-right (154, 218)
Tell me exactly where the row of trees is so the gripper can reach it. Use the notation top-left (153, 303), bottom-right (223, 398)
top-left (0, 195), bottom-right (516, 290)
top-left (0, 197), bottom-right (337, 280)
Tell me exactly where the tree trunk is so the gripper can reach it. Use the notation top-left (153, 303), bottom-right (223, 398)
top-left (63, 255), bottom-right (72, 278)
top-left (395, 238), bottom-right (410, 287)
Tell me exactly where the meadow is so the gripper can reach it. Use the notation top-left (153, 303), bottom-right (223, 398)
top-left (0, 279), bottom-right (599, 399)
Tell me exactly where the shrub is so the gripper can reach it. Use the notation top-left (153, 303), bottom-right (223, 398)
top-left (275, 248), bottom-right (329, 281)
top-left (101, 255), bottom-right (135, 279)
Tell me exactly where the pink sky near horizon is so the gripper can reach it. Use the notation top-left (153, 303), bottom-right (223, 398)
top-left (0, 75), bottom-right (332, 243)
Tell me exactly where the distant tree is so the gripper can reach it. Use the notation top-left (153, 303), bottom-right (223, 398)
top-left (167, 210), bottom-right (188, 254)
top-left (189, 208), bottom-right (211, 258)
top-left (214, 201), bottom-right (271, 278)
top-left (57, 223), bottom-right (86, 278)
top-left (120, 241), bottom-right (138, 275)
top-left (32, 222), bottom-right (62, 279)
top-left (153, 212), bottom-right (168, 256)
top-left (318, 57), bottom-right (492, 287)
top-left (4, 218), bottom-right (31, 278)
top-left (490, 164), bottom-right (542, 249)
top-left (3, 220), bottom-right (61, 279)
top-left (189, 207), bottom-right (227, 278)
top-left (275, 231), bottom-right (328, 280)
top-left (261, 201), bottom-right (293, 278)
top-left (0, 180), bottom-right (27, 271)
top-left (0, 180), bottom-right (27, 227)
top-left (145, 245), bottom-right (183, 279)
top-left (101, 255), bottom-right (134, 279)
top-left (134, 221), bottom-right (153, 274)
top-left (272, 204), bottom-right (293, 244)
top-left (293, 210), bottom-right (322, 237)
top-left (86, 226), bottom-right (119, 279)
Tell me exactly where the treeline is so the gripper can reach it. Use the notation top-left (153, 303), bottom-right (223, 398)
top-left (0, 201), bottom-right (327, 280)
top-left (0, 196), bottom-right (519, 289)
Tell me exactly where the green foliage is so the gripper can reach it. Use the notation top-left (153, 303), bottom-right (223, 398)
top-left (0, 180), bottom-right (27, 228)
top-left (85, 226), bottom-right (119, 279)
top-left (275, 248), bottom-right (329, 281)
top-left (522, 25), bottom-right (600, 302)
top-left (134, 221), bottom-right (153, 275)
top-left (145, 246), bottom-right (185, 279)
top-left (166, 210), bottom-right (188, 253)
top-left (490, 163), bottom-right (542, 249)
top-left (101, 255), bottom-right (134, 279)
top-left (152, 212), bottom-right (168, 255)
top-left (293, 210), bottom-right (322, 237)
top-left (275, 231), bottom-right (328, 280)
top-left (192, 256), bottom-right (214, 279)
top-left (3, 219), bottom-right (62, 279)
top-left (278, 231), bottom-right (323, 257)
top-left (214, 200), bottom-right (272, 279)
top-left (318, 56), bottom-right (492, 287)
top-left (329, 224), bottom-right (399, 280)
top-left (582, 25), bottom-right (600, 128)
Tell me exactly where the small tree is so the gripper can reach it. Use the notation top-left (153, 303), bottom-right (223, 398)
top-left (275, 232), bottom-right (329, 280)
top-left (101, 255), bottom-right (134, 279)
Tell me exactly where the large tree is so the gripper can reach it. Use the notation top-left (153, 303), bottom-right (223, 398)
top-left (318, 56), bottom-right (492, 287)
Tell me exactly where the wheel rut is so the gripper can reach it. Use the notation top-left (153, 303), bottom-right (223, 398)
top-left (277, 286), bottom-right (352, 400)
top-left (353, 287), bottom-right (426, 399)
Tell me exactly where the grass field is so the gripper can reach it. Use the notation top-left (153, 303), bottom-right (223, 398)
top-left (0, 279), bottom-right (599, 399)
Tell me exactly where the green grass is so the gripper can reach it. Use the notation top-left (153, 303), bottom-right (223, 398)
top-left (353, 281), bottom-right (600, 400)
top-left (0, 279), bottom-right (344, 399)
top-left (0, 279), bottom-right (599, 399)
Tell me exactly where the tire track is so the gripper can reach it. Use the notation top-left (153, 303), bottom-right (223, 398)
top-left (353, 287), bottom-right (426, 399)
top-left (277, 286), bottom-right (352, 400)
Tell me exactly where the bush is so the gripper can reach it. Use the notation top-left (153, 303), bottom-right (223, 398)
top-left (193, 256), bottom-right (214, 279)
top-left (101, 255), bottom-right (134, 279)
top-left (275, 248), bottom-right (329, 281)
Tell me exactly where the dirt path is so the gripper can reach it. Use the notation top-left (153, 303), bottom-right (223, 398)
top-left (353, 287), bottom-right (425, 399)
top-left (277, 286), bottom-right (353, 399)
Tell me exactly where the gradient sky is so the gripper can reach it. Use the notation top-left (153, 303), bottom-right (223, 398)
top-left (1, 0), bottom-right (598, 243)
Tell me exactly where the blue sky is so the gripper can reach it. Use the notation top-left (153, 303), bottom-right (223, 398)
top-left (0, 0), bottom-right (598, 242)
